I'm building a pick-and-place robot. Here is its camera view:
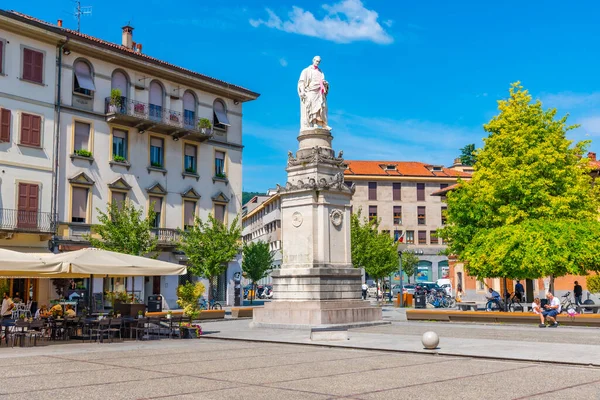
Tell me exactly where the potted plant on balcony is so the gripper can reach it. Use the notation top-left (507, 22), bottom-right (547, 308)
top-left (134, 102), bottom-right (146, 114)
top-left (169, 113), bottom-right (180, 123)
top-left (215, 172), bottom-right (227, 180)
top-left (109, 89), bottom-right (122, 113)
top-left (74, 149), bottom-right (93, 158)
top-left (113, 154), bottom-right (127, 163)
top-left (151, 161), bottom-right (163, 169)
top-left (198, 118), bottom-right (212, 134)
top-left (185, 166), bottom-right (196, 174)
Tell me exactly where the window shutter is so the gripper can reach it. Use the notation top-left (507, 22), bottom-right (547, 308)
top-left (21, 113), bottom-right (31, 145)
top-left (368, 182), bottom-right (377, 200)
top-left (18, 183), bottom-right (28, 211)
top-left (31, 115), bottom-right (41, 146)
top-left (150, 137), bottom-right (163, 148)
top-left (393, 183), bottom-right (401, 201)
top-left (33, 51), bottom-right (43, 83)
top-left (113, 129), bottom-right (126, 139)
top-left (23, 48), bottom-right (33, 81)
top-left (417, 183), bottom-right (425, 201)
top-left (0, 108), bottom-right (10, 142)
top-left (28, 184), bottom-right (39, 212)
top-left (185, 144), bottom-right (196, 157)
top-left (0, 41), bottom-right (4, 75)
top-left (150, 196), bottom-right (162, 213)
top-left (74, 122), bottom-right (90, 151)
top-left (215, 150), bottom-right (225, 160)
top-left (71, 187), bottom-right (88, 220)
top-left (214, 204), bottom-right (225, 223)
top-left (184, 200), bottom-right (195, 226)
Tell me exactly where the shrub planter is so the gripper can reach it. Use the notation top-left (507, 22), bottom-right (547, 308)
top-left (181, 327), bottom-right (198, 339)
top-left (114, 302), bottom-right (146, 317)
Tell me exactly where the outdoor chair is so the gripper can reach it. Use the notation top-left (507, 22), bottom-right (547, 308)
top-left (148, 317), bottom-right (162, 339)
top-left (91, 318), bottom-right (111, 343)
top-left (12, 320), bottom-right (29, 347)
top-left (27, 320), bottom-right (45, 346)
top-left (107, 318), bottom-right (122, 342)
top-left (132, 317), bottom-right (149, 341)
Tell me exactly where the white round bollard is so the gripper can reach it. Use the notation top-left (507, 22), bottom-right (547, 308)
top-left (422, 331), bottom-right (439, 349)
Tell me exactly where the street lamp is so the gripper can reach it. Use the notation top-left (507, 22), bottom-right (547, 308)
top-left (397, 243), bottom-right (408, 307)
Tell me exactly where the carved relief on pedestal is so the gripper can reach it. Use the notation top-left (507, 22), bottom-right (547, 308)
top-left (287, 146), bottom-right (345, 168)
top-left (329, 209), bottom-right (343, 227)
top-left (292, 211), bottom-right (303, 227)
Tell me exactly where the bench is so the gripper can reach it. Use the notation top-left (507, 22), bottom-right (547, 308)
top-left (198, 310), bottom-right (226, 320)
top-left (457, 302), bottom-right (478, 311)
top-left (576, 304), bottom-right (600, 314)
top-left (406, 309), bottom-right (600, 326)
top-left (146, 311), bottom-right (184, 318)
top-left (231, 307), bottom-right (253, 318)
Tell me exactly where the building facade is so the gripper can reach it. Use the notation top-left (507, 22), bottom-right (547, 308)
top-left (0, 10), bottom-right (259, 307)
top-left (241, 190), bottom-right (282, 284)
top-left (344, 160), bottom-right (471, 283)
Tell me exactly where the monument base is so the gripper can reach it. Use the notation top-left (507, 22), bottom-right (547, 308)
top-left (252, 300), bottom-right (384, 329)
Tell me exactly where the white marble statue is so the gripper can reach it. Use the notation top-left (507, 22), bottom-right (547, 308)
top-left (298, 56), bottom-right (330, 129)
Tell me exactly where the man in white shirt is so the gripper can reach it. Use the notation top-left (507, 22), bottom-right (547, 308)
top-left (539, 292), bottom-right (561, 328)
top-left (361, 283), bottom-right (368, 300)
top-left (1, 292), bottom-right (14, 319)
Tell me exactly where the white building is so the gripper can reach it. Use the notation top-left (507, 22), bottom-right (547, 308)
top-left (0, 10), bottom-right (259, 307)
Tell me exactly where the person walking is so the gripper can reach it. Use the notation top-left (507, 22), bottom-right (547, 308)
top-left (361, 282), bottom-right (368, 300)
top-left (574, 281), bottom-right (583, 306)
top-left (515, 280), bottom-right (525, 301)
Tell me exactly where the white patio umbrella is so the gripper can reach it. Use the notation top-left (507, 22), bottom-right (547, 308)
top-left (46, 248), bottom-right (186, 276)
top-left (0, 248), bottom-right (66, 277)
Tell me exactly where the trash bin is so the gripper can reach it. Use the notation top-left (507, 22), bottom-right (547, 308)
top-left (147, 295), bottom-right (162, 312)
top-left (415, 294), bottom-right (427, 309)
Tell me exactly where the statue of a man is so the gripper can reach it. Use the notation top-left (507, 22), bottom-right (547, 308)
top-left (298, 56), bottom-right (329, 129)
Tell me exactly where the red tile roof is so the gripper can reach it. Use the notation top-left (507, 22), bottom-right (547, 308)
top-left (2, 10), bottom-right (259, 99)
top-left (344, 160), bottom-right (472, 178)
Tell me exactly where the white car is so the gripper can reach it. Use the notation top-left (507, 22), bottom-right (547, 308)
top-left (436, 278), bottom-right (452, 296)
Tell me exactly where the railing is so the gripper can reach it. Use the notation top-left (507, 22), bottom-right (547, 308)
top-left (151, 228), bottom-right (181, 245)
top-left (105, 97), bottom-right (212, 135)
top-left (0, 209), bottom-right (56, 233)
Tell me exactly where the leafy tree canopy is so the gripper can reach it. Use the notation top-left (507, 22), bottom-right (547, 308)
top-left (351, 210), bottom-right (398, 280)
top-left (88, 201), bottom-right (157, 256)
top-left (459, 143), bottom-right (477, 166)
top-left (400, 252), bottom-right (419, 283)
top-left (242, 191), bottom-right (265, 205)
top-left (242, 241), bottom-right (274, 303)
top-left (440, 82), bottom-right (600, 279)
top-left (178, 214), bottom-right (241, 299)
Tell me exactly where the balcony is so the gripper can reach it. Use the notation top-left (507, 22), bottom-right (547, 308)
top-left (105, 98), bottom-right (212, 141)
top-left (151, 228), bottom-right (181, 246)
top-left (0, 209), bottom-right (56, 237)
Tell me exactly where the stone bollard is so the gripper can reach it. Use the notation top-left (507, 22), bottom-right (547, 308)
top-left (422, 331), bottom-right (439, 349)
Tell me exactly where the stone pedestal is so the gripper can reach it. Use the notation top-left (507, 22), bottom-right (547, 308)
top-left (253, 127), bottom-right (382, 328)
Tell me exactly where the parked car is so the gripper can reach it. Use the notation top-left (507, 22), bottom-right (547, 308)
top-left (417, 282), bottom-right (444, 293)
top-left (436, 278), bottom-right (453, 296)
top-left (403, 284), bottom-right (416, 295)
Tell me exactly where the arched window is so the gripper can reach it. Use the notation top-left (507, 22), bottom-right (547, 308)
top-left (149, 80), bottom-right (164, 121)
top-left (110, 70), bottom-right (129, 113)
top-left (183, 91), bottom-right (196, 127)
top-left (73, 59), bottom-right (95, 96)
top-left (213, 99), bottom-right (230, 130)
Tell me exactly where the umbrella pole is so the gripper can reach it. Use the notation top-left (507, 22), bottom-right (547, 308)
top-left (88, 274), bottom-right (94, 312)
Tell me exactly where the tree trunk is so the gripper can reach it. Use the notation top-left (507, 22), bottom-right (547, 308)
top-left (251, 282), bottom-right (255, 305)
top-left (207, 276), bottom-right (213, 302)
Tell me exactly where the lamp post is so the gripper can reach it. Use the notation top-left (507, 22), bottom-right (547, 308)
top-left (397, 243), bottom-right (408, 307)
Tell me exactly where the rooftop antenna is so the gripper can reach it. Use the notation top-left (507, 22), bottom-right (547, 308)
top-left (73, 0), bottom-right (92, 32)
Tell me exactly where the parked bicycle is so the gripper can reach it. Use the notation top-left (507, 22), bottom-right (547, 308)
top-left (507, 292), bottom-right (524, 312)
top-left (560, 291), bottom-right (577, 314)
top-left (198, 297), bottom-right (222, 310)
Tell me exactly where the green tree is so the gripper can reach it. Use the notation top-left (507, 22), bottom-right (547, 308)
top-left (88, 201), bottom-right (157, 256)
top-left (178, 214), bottom-right (242, 301)
top-left (459, 143), bottom-right (477, 166)
top-left (351, 210), bottom-right (398, 298)
top-left (440, 82), bottom-right (600, 281)
top-left (587, 275), bottom-right (600, 295)
top-left (400, 252), bottom-right (419, 283)
top-left (176, 281), bottom-right (205, 319)
top-left (242, 241), bottom-right (274, 304)
top-left (242, 191), bottom-right (265, 204)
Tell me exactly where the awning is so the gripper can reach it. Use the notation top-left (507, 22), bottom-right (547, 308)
top-left (213, 102), bottom-right (231, 126)
top-left (74, 62), bottom-right (96, 91)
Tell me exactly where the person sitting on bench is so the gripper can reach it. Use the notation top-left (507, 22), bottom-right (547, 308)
top-left (539, 292), bottom-right (561, 328)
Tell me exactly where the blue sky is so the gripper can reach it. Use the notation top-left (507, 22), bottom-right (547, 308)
top-left (5, 0), bottom-right (600, 192)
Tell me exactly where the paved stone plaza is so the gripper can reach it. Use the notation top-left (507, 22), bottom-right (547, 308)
top-left (0, 328), bottom-right (599, 400)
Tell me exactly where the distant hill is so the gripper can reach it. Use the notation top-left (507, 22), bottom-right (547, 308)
top-left (242, 191), bottom-right (265, 205)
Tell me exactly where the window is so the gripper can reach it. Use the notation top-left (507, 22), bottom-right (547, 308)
top-left (368, 205), bottom-right (377, 221)
top-left (149, 81), bottom-right (163, 121)
top-left (0, 108), bottom-right (10, 142)
top-left (440, 183), bottom-right (448, 190)
top-left (344, 181), bottom-right (353, 188)
top-left (183, 91), bottom-right (196, 127)
top-left (214, 203), bottom-right (226, 223)
top-left (73, 60), bottom-right (95, 96)
top-left (394, 230), bottom-right (402, 242)
top-left (417, 206), bottom-right (426, 225)
top-left (213, 100), bottom-right (230, 130)
top-left (149, 196), bottom-right (162, 228)
top-left (111, 191), bottom-right (127, 209)
top-left (393, 206), bottom-right (402, 225)
top-left (17, 183), bottom-right (39, 229)
top-left (150, 137), bottom-right (164, 168)
top-left (184, 144), bottom-right (197, 173)
top-left (215, 150), bottom-right (226, 177)
top-left (111, 70), bottom-right (128, 113)
top-left (406, 230), bottom-right (414, 244)
top-left (22, 48), bottom-right (44, 84)
top-left (112, 129), bottom-right (127, 160)
top-left (430, 230), bottom-right (439, 245)
top-left (417, 183), bottom-right (425, 201)
top-left (20, 113), bottom-right (41, 146)
top-left (382, 230), bottom-right (390, 236)
top-left (368, 182), bottom-right (377, 200)
top-left (74, 121), bottom-right (91, 153)
top-left (0, 39), bottom-right (4, 75)
top-left (418, 230), bottom-right (427, 245)
top-left (393, 182), bottom-right (401, 201)
top-left (71, 187), bottom-right (88, 223)
top-left (184, 200), bottom-right (196, 229)
top-left (441, 206), bottom-right (447, 225)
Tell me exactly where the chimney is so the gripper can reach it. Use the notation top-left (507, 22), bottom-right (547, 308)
top-left (136, 43), bottom-right (142, 53)
top-left (121, 25), bottom-right (134, 49)
top-left (589, 152), bottom-right (597, 162)
top-left (453, 157), bottom-right (462, 166)
top-left (57, 19), bottom-right (63, 27)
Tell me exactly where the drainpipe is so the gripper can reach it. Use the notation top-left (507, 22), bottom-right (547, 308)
top-left (51, 39), bottom-right (68, 253)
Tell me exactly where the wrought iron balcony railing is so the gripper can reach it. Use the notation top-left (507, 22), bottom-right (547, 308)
top-left (0, 209), bottom-right (56, 234)
top-left (151, 228), bottom-right (181, 245)
top-left (105, 97), bottom-right (213, 137)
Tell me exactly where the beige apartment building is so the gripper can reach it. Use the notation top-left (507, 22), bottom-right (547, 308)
top-left (344, 160), bottom-right (471, 283)
top-left (0, 10), bottom-right (259, 307)
top-left (241, 190), bottom-right (282, 283)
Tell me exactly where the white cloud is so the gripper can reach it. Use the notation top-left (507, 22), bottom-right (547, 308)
top-left (249, 0), bottom-right (393, 44)
top-left (540, 92), bottom-right (600, 109)
top-left (279, 58), bottom-right (288, 67)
